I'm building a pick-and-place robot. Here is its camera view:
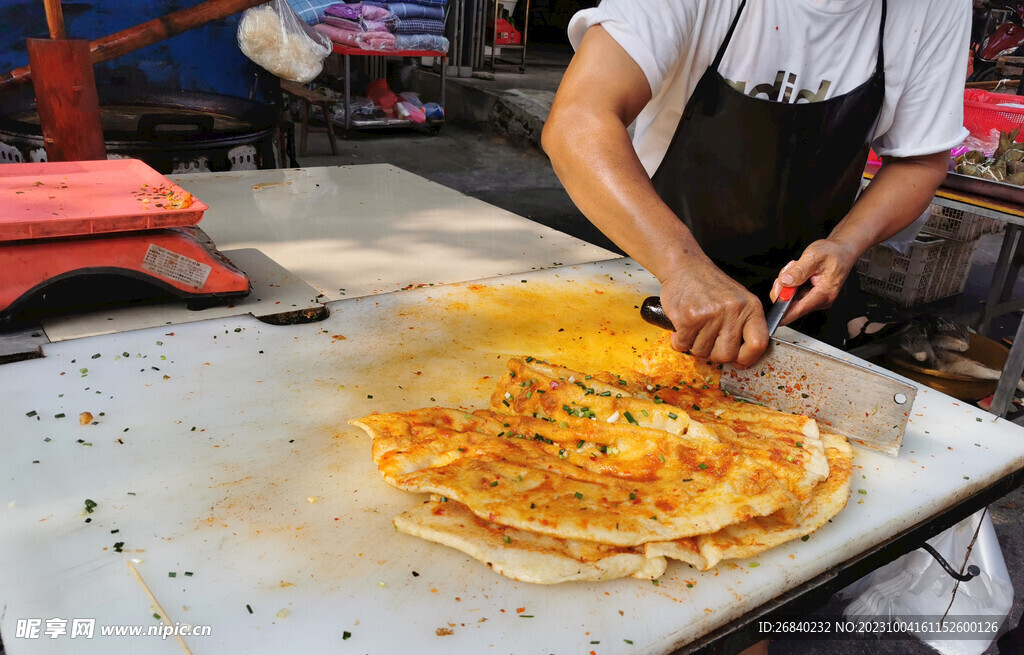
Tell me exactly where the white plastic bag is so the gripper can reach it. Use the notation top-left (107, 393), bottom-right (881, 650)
top-left (237, 0), bottom-right (332, 83)
top-left (839, 509), bottom-right (1013, 655)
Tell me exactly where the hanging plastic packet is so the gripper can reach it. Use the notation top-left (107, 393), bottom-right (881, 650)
top-left (237, 0), bottom-right (332, 83)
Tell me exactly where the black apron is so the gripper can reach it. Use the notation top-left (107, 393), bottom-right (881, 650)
top-left (650, 0), bottom-right (887, 347)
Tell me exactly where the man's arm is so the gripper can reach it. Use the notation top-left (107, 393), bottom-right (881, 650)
top-left (772, 151), bottom-right (950, 323)
top-left (542, 25), bottom-right (770, 367)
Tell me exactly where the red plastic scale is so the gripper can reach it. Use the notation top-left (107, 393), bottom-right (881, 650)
top-left (0, 159), bottom-right (250, 321)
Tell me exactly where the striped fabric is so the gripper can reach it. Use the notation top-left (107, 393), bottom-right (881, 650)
top-left (286, 0), bottom-right (338, 24)
top-left (394, 17), bottom-right (445, 35)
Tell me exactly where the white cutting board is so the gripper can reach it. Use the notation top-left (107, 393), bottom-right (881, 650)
top-left (2, 259), bottom-right (1023, 655)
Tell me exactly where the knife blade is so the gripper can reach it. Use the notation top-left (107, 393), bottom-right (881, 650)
top-left (638, 296), bottom-right (915, 456)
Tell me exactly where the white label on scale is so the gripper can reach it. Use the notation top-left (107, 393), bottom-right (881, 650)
top-left (141, 244), bottom-right (213, 289)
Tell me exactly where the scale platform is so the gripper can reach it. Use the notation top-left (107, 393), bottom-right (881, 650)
top-left (0, 159), bottom-right (250, 323)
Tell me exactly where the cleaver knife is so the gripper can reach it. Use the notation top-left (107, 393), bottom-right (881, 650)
top-left (639, 296), bottom-right (916, 456)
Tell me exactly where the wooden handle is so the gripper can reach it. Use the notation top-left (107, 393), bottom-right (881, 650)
top-left (43, 0), bottom-right (66, 40)
top-left (639, 296), bottom-right (676, 332)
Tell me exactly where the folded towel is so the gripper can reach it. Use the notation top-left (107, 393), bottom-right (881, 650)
top-left (322, 3), bottom-right (362, 20)
top-left (321, 15), bottom-right (361, 30)
top-left (360, 4), bottom-right (396, 21)
top-left (314, 22), bottom-right (360, 47)
top-left (393, 34), bottom-right (449, 52)
top-left (370, 0), bottom-right (447, 7)
top-left (394, 17), bottom-right (445, 36)
top-left (364, 1), bottom-right (444, 19)
top-left (361, 16), bottom-right (398, 32)
top-left (357, 31), bottom-right (397, 51)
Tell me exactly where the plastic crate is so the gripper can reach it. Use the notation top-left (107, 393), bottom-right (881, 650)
top-left (856, 235), bottom-right (980, 307)
top-left (963, 89), bottom-right (1024, 142)
top-left (922, 204), bottom-right (990, 241)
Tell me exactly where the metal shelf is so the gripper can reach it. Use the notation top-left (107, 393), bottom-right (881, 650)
top-left (330, 45), bottom-right (448, 136)
top-left (488, 0), bottom-right (529, 73)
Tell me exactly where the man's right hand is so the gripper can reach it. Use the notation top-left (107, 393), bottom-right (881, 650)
top-left (659, 263), bottom-right (769, 368)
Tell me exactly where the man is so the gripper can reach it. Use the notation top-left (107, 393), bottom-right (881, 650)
top-left (543, 0), bottom-right (971, 368)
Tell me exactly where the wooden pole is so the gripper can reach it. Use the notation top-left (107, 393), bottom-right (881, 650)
top-left (43, 0), bottom-right (67, 40)
top-left (0, 0), bottom-right (267, 94)
top-left (26, 38), bottom-right (106, 161)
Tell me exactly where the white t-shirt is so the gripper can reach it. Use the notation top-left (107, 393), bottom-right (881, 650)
top-left (568, 0), bottom-right (971, 178)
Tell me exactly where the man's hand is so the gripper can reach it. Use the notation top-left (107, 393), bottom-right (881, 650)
top-left (661, 263), bottom-right (769, 368)
top-left (770, 239), bottom-right (859, 325)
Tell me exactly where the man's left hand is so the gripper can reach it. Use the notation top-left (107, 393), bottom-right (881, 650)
top-left (769, 239), bottom-right (859, 326)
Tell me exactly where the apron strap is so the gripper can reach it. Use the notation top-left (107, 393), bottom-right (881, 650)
top-left (711, 0), bottom-right (747, 71)
top-left (876, 0), bottom-right (887, 74)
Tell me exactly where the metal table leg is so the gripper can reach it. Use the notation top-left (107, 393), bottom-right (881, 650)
top-left (344, 53), bottom-right (352, 135)
top-left (979, 224), bottom-right (1022, 334)
top-left (440, 54), bottom-right (446, 109)
top-left (989, 313), bottom-right (1024, 418)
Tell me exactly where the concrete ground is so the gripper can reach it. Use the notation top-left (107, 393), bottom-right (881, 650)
top-left (292, 41), bottom-right (1024, 655)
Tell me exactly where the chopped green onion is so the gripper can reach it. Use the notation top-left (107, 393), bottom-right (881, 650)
top-left (698, 463), bottom-right (708, 470)
top-left (246, 604), bottom-right (253, 614)
top-left (574, 492), bottom-right (583, 499)
top-left (667, 412), bottom-right (678, 420)
top-left (168, 572), bottom-right (177, 578)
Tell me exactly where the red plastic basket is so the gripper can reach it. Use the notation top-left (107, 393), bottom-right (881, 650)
top-left (963, 89), bottom-right (1024, 141)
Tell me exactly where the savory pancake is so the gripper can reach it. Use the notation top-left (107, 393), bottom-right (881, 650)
top-left (350, 339), bottom-right (852, 582)
top-left (646, 433), bottom-right (852, 570)
top-left (490, 356), bottom-right (828, 510)
top-left (351, 407), bottom-right (807, 546)
top-left (489, 357), bottom-right (716, 440)
top-left (395, 497), bottom-right (667, 583)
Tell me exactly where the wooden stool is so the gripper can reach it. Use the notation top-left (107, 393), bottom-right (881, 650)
top-left (281, 79), bottom-right (338, 156)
